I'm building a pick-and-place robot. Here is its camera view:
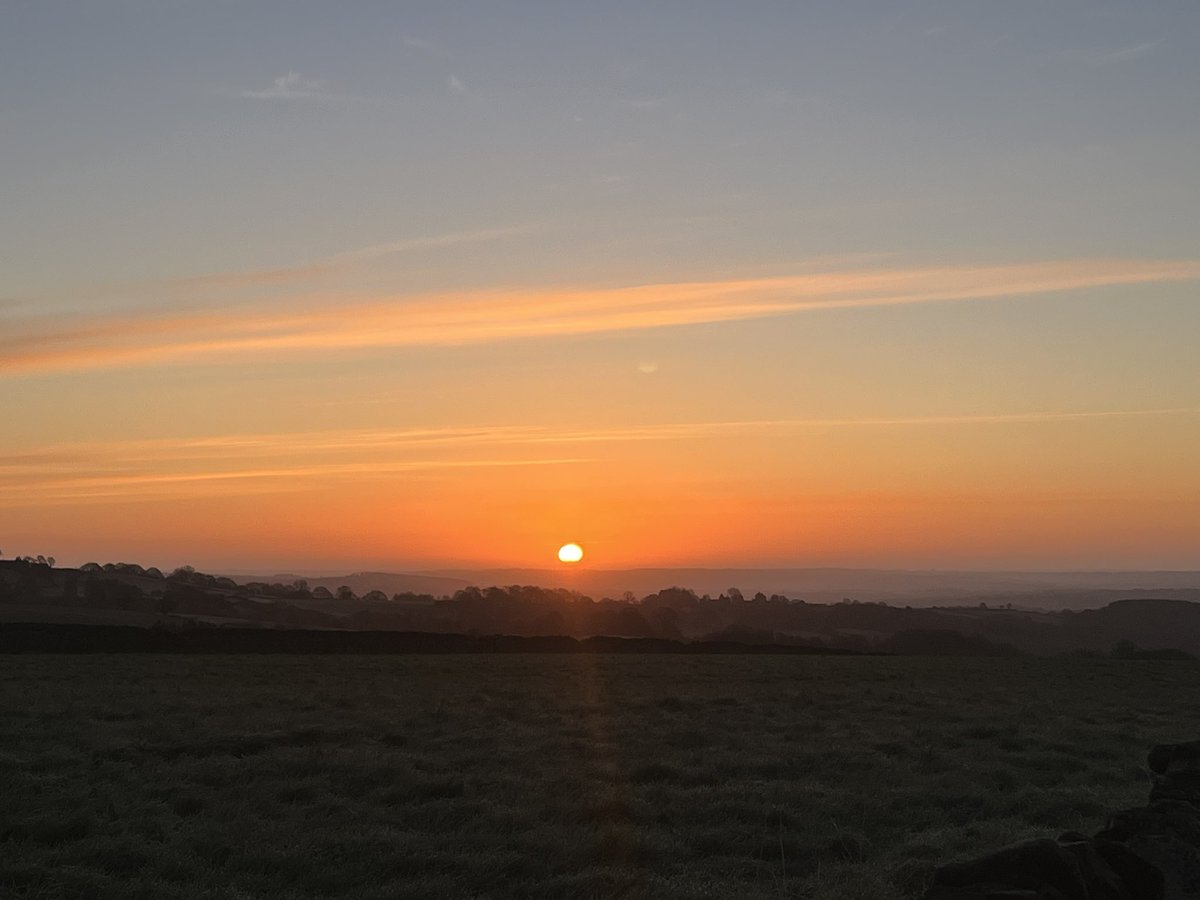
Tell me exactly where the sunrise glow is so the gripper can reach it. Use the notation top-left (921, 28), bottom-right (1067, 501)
top-left (557, 544), bottom-right (584, 564)
top-left (2, 5), bottom-right (1198, 575)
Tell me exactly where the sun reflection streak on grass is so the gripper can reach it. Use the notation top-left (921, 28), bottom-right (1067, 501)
top-left (0, 654), bottom-right (1195, 898)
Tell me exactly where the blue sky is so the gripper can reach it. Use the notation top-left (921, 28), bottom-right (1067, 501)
top-left (5, 2), bottom-right (1197, 293)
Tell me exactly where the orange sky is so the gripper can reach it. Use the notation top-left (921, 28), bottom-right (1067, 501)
top-left (5, 397), bottom-right (1199, 571)
top-left (5, 6), bottom-right (1200, 572)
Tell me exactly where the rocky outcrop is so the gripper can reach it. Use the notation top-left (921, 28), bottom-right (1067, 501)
top-left (925, 742), bottom-right (1200, 899)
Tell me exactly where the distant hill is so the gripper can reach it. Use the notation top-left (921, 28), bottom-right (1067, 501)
top-left (387, 566), bottom-right (1200, 610)
top-left (1067, 598), bottom-right (1200, 652)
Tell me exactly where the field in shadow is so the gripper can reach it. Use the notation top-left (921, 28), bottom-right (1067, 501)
top-left (2, 655), bottom-right (1198, 898)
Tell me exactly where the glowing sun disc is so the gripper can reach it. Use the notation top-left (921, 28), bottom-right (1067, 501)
top-left (557, 543), bottom-right (584, 563)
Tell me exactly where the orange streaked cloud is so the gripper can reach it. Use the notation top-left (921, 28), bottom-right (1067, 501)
top-left (3, 405), bottom-right (1195, 507)
top-left (3, 258), bottom-right (1198, 376)
top-left (0, 457), bottom-right (595, 505)
top-left (7, 403), bottom-right (1198, 465)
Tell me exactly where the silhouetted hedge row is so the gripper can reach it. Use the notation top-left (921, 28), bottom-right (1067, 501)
top-left (0, 623), bottom-right (861, 655)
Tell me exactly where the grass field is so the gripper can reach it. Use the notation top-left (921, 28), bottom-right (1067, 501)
top-left (2, 654), bottom-right (1198, 899)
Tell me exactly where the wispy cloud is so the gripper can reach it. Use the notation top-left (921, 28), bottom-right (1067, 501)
top-left (403, 36), bottom-right (446, 56)
top-left (1108, 40), bottom-right (1160, 61)
top-left (0, 425), bottom-right (599, 504)
top-left (617, 96), bottom-right (669, 110)
top-left (4, 258), bottom-right (1198, 376)
top-left (15, 406), bottom-right (1196, 472)
top-left (447, 74), bottom-right (468, 95)
top-left (239, 71), bottom-right (342, 101)
top-left (0, 457), bottom-right (592, 505)
top-left (173, 225), bottom-right (533, 288)
top-left (1051, 40), bottom-right (1161, 66)
top-left (5, 406), bottom-right (1195, 505)
top-left (329, 226), bottom-right (527, 264)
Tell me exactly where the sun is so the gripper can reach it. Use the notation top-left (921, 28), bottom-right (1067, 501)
top-left (557, 543), bottom-right (584, 564)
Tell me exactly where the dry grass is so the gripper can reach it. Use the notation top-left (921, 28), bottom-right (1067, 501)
top-left (1, 654), bottom-right (1197, 899)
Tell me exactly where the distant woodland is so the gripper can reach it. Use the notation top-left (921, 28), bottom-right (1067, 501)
top-left (1, 557), bottom-right (1198, 657)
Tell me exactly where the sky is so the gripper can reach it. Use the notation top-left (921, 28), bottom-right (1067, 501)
top-left (2, 2), bottom-right (1199, 573)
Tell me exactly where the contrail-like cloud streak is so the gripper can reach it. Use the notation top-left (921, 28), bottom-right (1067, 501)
top-left (3, 259), bottom-right (1197, 375)
top-left (3, 404), bottom-right (1194, 499)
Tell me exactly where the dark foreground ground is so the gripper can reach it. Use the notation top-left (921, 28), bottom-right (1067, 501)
top-left (2, 655), bottom-right (1198, 899)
